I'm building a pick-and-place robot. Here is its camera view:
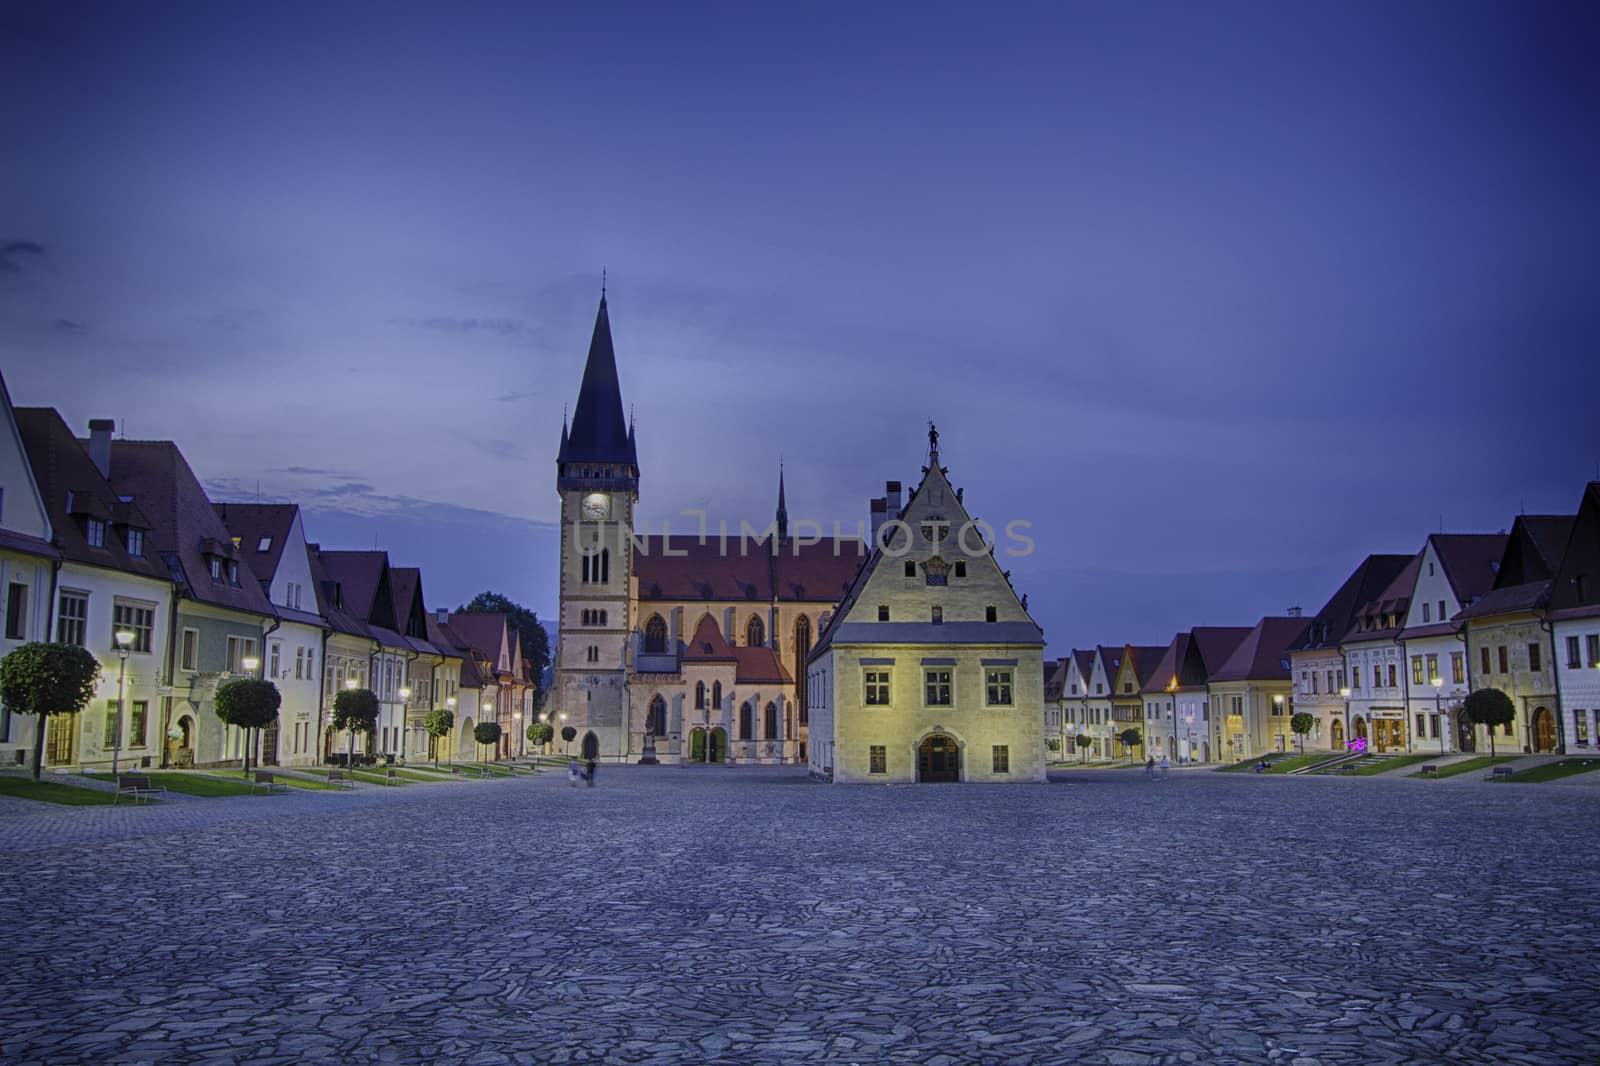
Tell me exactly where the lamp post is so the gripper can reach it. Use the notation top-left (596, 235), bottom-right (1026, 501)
top-left (560, 711), bottom-right (569, 756)
top-left (482, 700), bottom-right (494, 763)
top-left (1272, 694), bottom-right (1285, 754)
top-left (1430, 676), bottom-right (1445, 756)
top-left (397, 686), bottom-right (411, 762)
top-left (514, 710), bottom-right (524, 758)
top-left (1183, 708), bottom-right (1195, 764)
top-left (445, 696), bottom-right (457, 765)
top-left (239, 654), bottom-right (260, 770)
top-left (1339, 687), bottom-right (1352, 751)
top-left (344, 676), bottom-right (358, 768)
top-left (112, 630), bottom-right (135, 775)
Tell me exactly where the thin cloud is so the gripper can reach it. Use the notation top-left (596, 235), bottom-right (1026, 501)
top-left (403, 315), bottom-right (525, 336)
top-left (0, 240), bottom-right (46, 276)
top-left (52, 318), bottom-right (86, 333)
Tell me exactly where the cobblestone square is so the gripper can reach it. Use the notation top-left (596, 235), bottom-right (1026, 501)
top-left (2, 768), bottom-right (1598, 1064)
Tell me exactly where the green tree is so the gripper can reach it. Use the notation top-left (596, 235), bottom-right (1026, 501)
top-left (527, 719), bottom-right (552, 751)
top-left (214, 678), bottom-right (282, 777)
top-left (424, 708), bottom-right (454, 769)
top-left (1118, 728), bottom-right (1142, 756)
top-left (1463, 687), bottom-right (1516, 758)
top-left (1290, 712), bottom-right (1316, 755)
top-left (473, 720), bottom-right (503, 766)
top-left (0, 642), bottom-right (102, 781)
top-left (560, 724), bottom-right (577, 755)
top-left (456, 592), bottom-right (551, 696)
top-left (332, 688), bottom-right (380, 768)
top-left (1073, 733), bottom-right (1093, 763)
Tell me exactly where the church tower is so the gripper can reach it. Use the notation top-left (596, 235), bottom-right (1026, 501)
top-left (554, 291), bottom-right (639, 761)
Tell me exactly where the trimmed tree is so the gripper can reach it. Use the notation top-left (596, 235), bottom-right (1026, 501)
top-left (1117, 728), bottom-right (1142, 757)
top-left (214, 678), bottom-right (282, 777)
top-left (1074, 733), bottom-right (1093, 762)
top-left (1290, 712), bottom-right (1315, 755)
top-left (1463, 687), bottom-right (1516, 758)
top-left (331, 687), bottom-right (380, 768)
top-left (424, 708), bottom-right (454, 769)
top-left (473, 721), bottom-right (503, 766)
top-left (527, 719), bottom-right (552, 753)
top-left (560, 724), bottom-right (577, 754)
top-left (0, 642), bottom-right (101, 781)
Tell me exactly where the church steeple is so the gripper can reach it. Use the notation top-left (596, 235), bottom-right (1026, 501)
top-left (558, 290), bottom-right (639, 482)
top-left (775, 461), bottom-right (789, 540)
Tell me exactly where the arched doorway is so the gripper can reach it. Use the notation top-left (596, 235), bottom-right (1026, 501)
top-left (260, 721), bottom-right (279, 766)
top-left (1201, 741), bottom-right (1210, 763)
top-left (581, 731), bottom-right (599, 760)
top-left (708, 726), bottom-right (727, 763)
top-left (689, 727), bottom-right (706, 762)
top-left (918, 733), bottom-right (961, 783)
top-left (1353, 717), bottom-right (1368, 742)
top-left (1457, 713), bottom-right (1476, 753)
top-left (1330, 718), bottom-right (1345, 750)
top-left (458, 717), bottom-right (475, 762)
top-left (173, 714), bottom-right (195, 768)
top-left (1533, 707), bottom-right (1556, 753)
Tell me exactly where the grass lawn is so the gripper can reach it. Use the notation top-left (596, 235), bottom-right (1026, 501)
top-left (1222, 753), bottom-right (1333, 774)
top-left (90, 772), bottom-right (256, 797)
top-left (1503, 758), bottom-right (1600, 784)
top-left (1344, 753), bottom-right (1439, 776)
top-left (1412, 755), bottom-right (1518, 779)
top-left (202, 772), bottom-right (344, 791)
top-left (0, 775), bottom-right (122, 805)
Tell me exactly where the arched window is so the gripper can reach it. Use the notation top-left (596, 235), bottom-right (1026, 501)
top-left (794, 615), bottom-right (812, 726)
top-left (764, 701), bottom-right (778, 740)
top-left (644, 615), bottom-right (668, 654)
top-left (694, 680), bottom-right (706, 710)
top-left (739, 701), bottom-right (754, 740)
top-left (711, 681), bottom-right (722, 711)
top-left (747, 615), bottom-right (765, 647)
top-left (649, 694), bottom-right (667, 737)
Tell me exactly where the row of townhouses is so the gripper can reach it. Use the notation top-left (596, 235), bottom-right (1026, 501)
top-left (0, 373), bottom-right (538, 772)
top-left (1046, 482), bottom-right (1600, 763)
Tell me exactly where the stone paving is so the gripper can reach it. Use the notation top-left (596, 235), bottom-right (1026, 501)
top-left (2, 766), bottom-right (1598, 1064)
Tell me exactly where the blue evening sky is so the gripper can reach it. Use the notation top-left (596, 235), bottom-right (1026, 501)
top-left (3, 1), bottom-right (1597, 652)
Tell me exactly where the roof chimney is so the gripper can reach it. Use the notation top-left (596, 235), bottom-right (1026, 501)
top-left (885, 480), bottom-right (902, 513)
top-left (88, 419), bottom-right (114, 478)
top-left (869, 497), bottom-right (888, 546)
top-left (1287, 606), bottom-right (1302, 617)
top-left (436, 608), bottom-right (450, 625)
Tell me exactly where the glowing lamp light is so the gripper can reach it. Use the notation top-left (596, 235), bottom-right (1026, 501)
top-left (398, 686), bottom-right (412, 700)
top-left (344, 678), bottom-right (359, 690)
top-left (114, 629), bottom-right (136, 649)
top-left (241, 656), bottom-right (260, 673)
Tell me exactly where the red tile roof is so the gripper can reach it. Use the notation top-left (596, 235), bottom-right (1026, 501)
top-left (1431, 533), bottom-right (1508, 606)
top-left (1343, 553), bottom-right (1423, 642)
top-left (319, 550), bottom-right (393, 630)
top-left (212, 503), bottom-right (298, 586)
top-left (634, 536), bottom-right (865, 603)
top-left (1210, 617), bottom-right (1312, 682)
top-left (734, 646), bottom-right (792, 684)
top-left (682, 614), bottom-right (736, 661)
top-left (447, 612), bottom-right (511, 670)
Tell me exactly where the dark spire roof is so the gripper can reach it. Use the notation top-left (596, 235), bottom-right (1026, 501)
top-left (557, 294), bottom-right (637, 468)
top-left (775, 461), bottom-right (788, 540)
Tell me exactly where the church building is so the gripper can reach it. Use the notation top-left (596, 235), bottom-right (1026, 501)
top-left (553, 293), bottom-right (864, 764)
top-left (805, 430), bottom-right (1047, 783)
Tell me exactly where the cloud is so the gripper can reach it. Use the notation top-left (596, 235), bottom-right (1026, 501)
top-left (495, 390), bottom-right (533, 403)
top-left (402, 315), bottom-right (525, 336)
top-left (0, 240), bottom-right (45, 276)
top-left (52, 318), bottom-right (87, 333)
top-left (446, 429), bottom-right (526, 461)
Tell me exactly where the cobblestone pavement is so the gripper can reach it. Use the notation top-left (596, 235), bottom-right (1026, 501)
top-left (2, 767), bottom-right (1598, 1064)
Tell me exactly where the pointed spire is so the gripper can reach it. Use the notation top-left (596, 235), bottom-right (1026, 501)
top-left (557, 290), bottom-right (637, 470)
top-left (776, 459), bottom-right (789, 541)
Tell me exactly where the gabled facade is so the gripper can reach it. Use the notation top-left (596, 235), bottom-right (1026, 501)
top-left (0, 377), bottom-right (60, 765)
top-left (307, 542), bottom-right (376, 760)
top-left (1084, 646), bottom-right (1119, 759)
top-left (806, 432), bottom-right (1046, 784)
top-left (1549, 484), bottom-right (1600, 751)
top-left (1109, 644), bottom-right (1164, 760)
top-left (318, 550), bottom-right (420, 761)
top-left (1341, 553), bottom-right (1423, 754)
top-left (1208, 616), bottom-right (1311, 759)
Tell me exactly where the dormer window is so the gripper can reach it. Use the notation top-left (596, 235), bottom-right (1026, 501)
top-left (85, 518), bottom-right (106, 548)
top-left (257, 536), bottom-right (272, 552)
top-left (227, 561), bottom-right (239, 586)
top-left (126, 529), bottom-right (144, 557)
top-left (209, 558), bottom-right (222, 582)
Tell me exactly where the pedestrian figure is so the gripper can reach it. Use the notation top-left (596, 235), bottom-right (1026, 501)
top-left (586, 758), bottom-right (597, 787)
top-left (1145, 756), bottom-right (1155, 776)
top-left (1159, 754), bottom-right (1171, 775)
top-left (568, 758), bottom-right (581, 787)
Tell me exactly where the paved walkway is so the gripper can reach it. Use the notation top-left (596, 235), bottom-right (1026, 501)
top-left (2, 767), bottom-right (1597, 1063)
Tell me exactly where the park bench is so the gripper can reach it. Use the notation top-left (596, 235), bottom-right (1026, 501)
top-left (384, 768), bottom-right (399, 785)
top-left (1419, 764), bottom-right (1439, 776)
top-left (1489, 765), bottom-right (1515, 781)
top-left (326, 770), bottom-right (356, 789)
top-left (113, 774), bottom-right (166, 804)
top-left (251, 771), bottom-right (289, 794)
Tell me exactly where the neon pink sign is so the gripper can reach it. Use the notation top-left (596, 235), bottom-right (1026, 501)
top-left (1347, 737), bottom-right (1367, 753)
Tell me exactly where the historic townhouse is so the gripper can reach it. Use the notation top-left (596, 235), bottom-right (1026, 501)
top-left (1058, 649), bottom-right (1094, 758)
top-left (1456, 516), bottom-right (1573, 754)
top-left (105, 437), bottom-right (273, 769)
top-left (1043, 657), bottom-right (1067, 759)
top-left (1140, 627), bottom-right (1250, 764)
top-left (1207, 615), bottom-right (1310, 759)
top-left (806, 430), bottom-right (1045, 784)
top-left (553, 293), bottom-right (862, 764)
top-left (1396, 534), bottom-right (1507, 754)
top-left (307, 542), bottom-right (375, 760)
top-left (1110, 644), bottom-right (1164, 761)
top-left (1341, 554), bottom-right (1422, 754)
top-left (389, 568), bottom-right (452, 762)
top-left (213, 503), bottom-right (329, 766)
top-left (442, 612), bottom-right (518, 760)
top-left (1289, 553), bottom-right (1412, 752)
top-left (13, 411), bottom-right (177, 771)
top-left (0, 380), bottom-right (62, 766)
top-left (1549, 484), bottom-right (1600, 751)
top-left (318, 550), bottom-right (422, 763)
top-left (423, 609), bottom-right (465, 762)
top-left (1083, 647), bottom-right (1120, 759)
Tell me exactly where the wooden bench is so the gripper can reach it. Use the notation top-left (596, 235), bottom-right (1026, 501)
top-left (326, 770), bottom-right (356, 789)
top-left (1489, 765), bottom-right (1515, 780)
top-left (384, 768), bottom-right (399, 785)
top-left (114, 774), bottom-right (166, 804)
top-left (1419, 764), bottom-right (1439, 776)
top-left (252, 771), bottom-right (289, 794)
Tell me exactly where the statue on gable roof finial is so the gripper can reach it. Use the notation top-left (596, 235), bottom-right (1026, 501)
top-left (928, 420), bottom-right (939, 456)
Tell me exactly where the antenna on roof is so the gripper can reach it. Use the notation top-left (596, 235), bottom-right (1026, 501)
top-left (256, 480), bottom-right (260, 504)
top-left (601, 268), bottom-right (606, 299)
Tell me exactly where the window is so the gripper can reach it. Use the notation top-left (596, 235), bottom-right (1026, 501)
top-left (1438, 600), bottom-right (1445, 620)
top-left (5, 583), bottom-right (27, 640)
top-left (878, 605), bottom-right (889, 622)
top-left (746, 615), bottom-right (765, 648)
top-left (925, 669), bottom-right (952, 706)
top-left (764, 702), bottom-right (777, 740)
top-left (227, 561), bottom-right (239, 586)
top-left (869, 745), bottom-right (886, 774)
top-left (86, 518), bottom-right (106, 548)
top-left (931, 606), bottom-right (942, 625)
top-left (712, 681), bottom-right (722, 710)
top-left (985, 605), bottom-right (997, 623)
top-left (1575, 712), bottom-right (1590, 746)
top-left (209, 557), bottom-right (222, 582)
top-left (644, 615), bottom-right (668, 654)
top-left (112, 602), bottom-right (154, 653)
top-left (992, 745), bottom-right (1010, 773)
top-left (1568, 636), bottom-right (1583, 669)
top-left (1387, 664), bottom-right (1397, 688)
top-left (1230, 695), bottom-right (1243, 716)
top-left (864, 669), bottom-right (891, 705)
top-left (1422, 603), bottom-right (1431, 623)
top-left (694, 680), bottom-right (706, 710)
top-left (1416, 713), bottom-right (1426, 738)
top-left (294, 647), bottom-right (303, 680)
top-left (305, 648), bottom-right (314, 680)
top-left (257, 536), bottom-right (272, 552)
top-left (1481, 646), bottom-right (1491, 676)
top-left (1528, 643), bottom-right (1542, 673)
top-left (1590, 634), bottom-right (1600, 667)
top-left (269, 644), bottom-right (281, 679)
top-left (954, 561), bottom-right (966, 578)
top-left (181, 628), bottom-right (199, 671)
top-left (1426, 654), bottom-right (1438, 683)
top-left (904, 561), bottom-right (916, 577)
top-left (1497, 646), bottom-right (1508, 674)
top-left (1411, 657), bottom-right (1424, 686)
top-left (126, 529), bottom-right (144, 557)
top-left (129, 701), bottom-right (148, 747)
top-left (1452, 652), bottom-right (1464, 685)
top-left (105, 701), bottom-right (119, 746)
top-left (56, 590), bottom-right (88, 645)
top-left (225, 635), bottom-right (256, 674)
top-left (986, 669), bottom-right (1013, 706)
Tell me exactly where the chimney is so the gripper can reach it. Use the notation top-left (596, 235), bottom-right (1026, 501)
top-left (869, 497), bottom-right (888, 545)
top-left (436, 608), bottom-right (450, 625)
top-left (1287, 606), bottom-right (1302, 618)
top-left (88, 419), bottom-right (115, 478)
top-left (885, 480), bottom-right (902, 513)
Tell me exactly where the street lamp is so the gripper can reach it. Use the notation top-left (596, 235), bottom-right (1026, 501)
top-left (1431, 676), bottom-right (1445, 756)
top-left (482, 701), bottom-right (493, 762)
top-left (397, 687), bottom-right (411, 762)
top-left (1182, 708), bottom-right (1195, 764)
top-left (514, 710), bottom-right (524, 758)
top-left (560, 711), bottom-right (569, 756)
top-left (112, 629), bottom-right (135, 775)
top-left (1339, 687), bottom-right (1352, 751)
top-left (1272, 694), bottom-right (1285, 754)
